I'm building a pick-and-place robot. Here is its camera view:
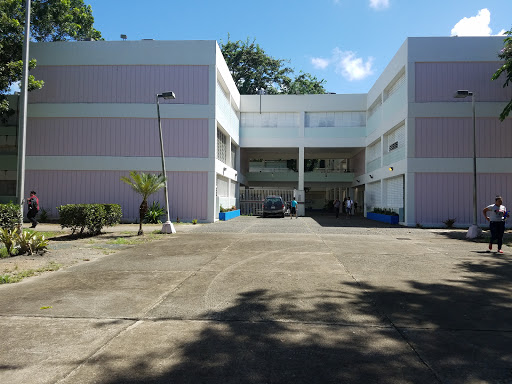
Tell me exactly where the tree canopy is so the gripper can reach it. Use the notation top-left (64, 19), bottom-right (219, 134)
top-left (0, 0), bottom-right (102, 116)
top-left (492, 27), bottom-right (512, 121)
top-left (220, 37), bottom-right (326, 95)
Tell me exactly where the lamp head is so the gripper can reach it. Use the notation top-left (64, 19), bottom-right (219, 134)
top-left (453, 90), bottom-right (473, 98)
top-left (158, 91), bottom-right (176, 100)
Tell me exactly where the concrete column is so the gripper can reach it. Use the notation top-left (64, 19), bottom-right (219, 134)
top-left (298, 147), bottom-right (304, 191)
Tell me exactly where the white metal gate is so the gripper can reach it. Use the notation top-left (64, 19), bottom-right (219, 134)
top-left (240, 188), bottom-right (295, 216)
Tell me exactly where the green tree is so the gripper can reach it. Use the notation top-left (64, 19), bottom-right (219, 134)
top-left (492, 27), bottom-right (512, 121)
top-left (120, 172), bottom-right (166, 236)
top-left (0, 0), bottom-right (102, 116)
top-left (286, 71), bottom-right (327, 95)
top-left (220, 37), bottom-right (326, 95)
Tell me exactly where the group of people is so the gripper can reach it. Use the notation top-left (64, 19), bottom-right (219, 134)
top-left (333, 197), bottom-right (356, 219)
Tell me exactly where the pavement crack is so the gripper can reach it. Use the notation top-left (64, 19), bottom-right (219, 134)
top-left (56, 319), bottom-right (140, 384)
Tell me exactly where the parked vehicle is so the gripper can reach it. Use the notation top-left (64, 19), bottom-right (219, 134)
top-left (262, 196), bottom-right (286, 218)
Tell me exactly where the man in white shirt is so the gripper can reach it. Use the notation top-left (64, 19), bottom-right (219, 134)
top-left (483, 195), bottom-right (508, 254)
top-left (346, 197), bottom-right (353, 217)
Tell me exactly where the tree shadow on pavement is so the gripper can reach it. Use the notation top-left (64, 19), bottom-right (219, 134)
top-left (93, 257), bottom-right (512, 383)
top-left (96, 291), bottom-right (438, 384)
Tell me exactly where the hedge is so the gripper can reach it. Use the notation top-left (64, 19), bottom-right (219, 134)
top-left (0, 203), bottom-right (22, 230)
top-left (57, 204), bottom-right (122, 235)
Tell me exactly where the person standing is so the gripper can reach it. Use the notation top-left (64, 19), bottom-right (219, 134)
top-left (291, 197), bottom-right (298, 219)
top-left (483, 195), bottom-right (507, 254)
top-left (27, 190), bottom-right (40, 228)
top-left (346, 196), bottom-right (353, 217)
top-left (334, 199), bottom-right (340, 219)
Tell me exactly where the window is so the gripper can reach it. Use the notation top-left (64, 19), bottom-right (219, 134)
top-left (367, 95), bottom-right (382, 119)
top-left (367, 140), bottom-right (381, 162)
top-left (230, 143), bottom-right (236, 169)
top-left (384, 122), bottom-right (405, 154)
top-left (241, 113), bottom-right (299, 128)
top-left (217, 129), bottom-right (227, 163)
top-left (305, 112), bottom-right (366, 128)
top-left (384, 68), bottom-right (405, 101)
top-left (0, 180), bottom-right (16, 196)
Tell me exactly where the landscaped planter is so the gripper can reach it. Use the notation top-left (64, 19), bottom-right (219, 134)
top-left (219, 209), bottom-right (240, 221)
top-left (367, 212), bottom-right (399, 224)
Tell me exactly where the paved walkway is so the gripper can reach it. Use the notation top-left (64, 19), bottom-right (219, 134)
top-left (1, 216), bottom-right (511, 383)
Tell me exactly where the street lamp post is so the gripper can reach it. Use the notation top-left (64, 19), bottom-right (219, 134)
top-left (156, 91), bottom-right (176, 234)
top-left (16, 0), bottom-right (31, 227)
top-left (454, 90), bottom-right (481, 239)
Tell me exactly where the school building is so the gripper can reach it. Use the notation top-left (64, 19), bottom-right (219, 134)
top-left (0, 36), bottom-right (511, 227)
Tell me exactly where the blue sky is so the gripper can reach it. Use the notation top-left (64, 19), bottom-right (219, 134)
top-left (61, 1), bottom-right (512, 94)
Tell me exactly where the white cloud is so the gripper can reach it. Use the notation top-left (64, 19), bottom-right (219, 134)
top-left (369, 0), bottom-right (389, 10)
top-left (311, 57), bottom-right (330, 70)
top-left (451, 8), bottom-right (496, 36)
top-left (310, 49), bottom-right (375, 82)
top-left (333, 49), bottom-right (374, 81)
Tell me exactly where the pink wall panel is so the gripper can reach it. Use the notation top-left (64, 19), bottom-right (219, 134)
top-left (26, 117), bottom-right (209, 158)
top-left (415, 117), bottom-right (512, 158)
top-left (415, 173), bottom-right (512, 226)
top-left (24, 170), bottom-right (209, 221)
top-left (28, 65), bottom-right (209, 105)
top-left (415, 62), bottom-right (512, 102)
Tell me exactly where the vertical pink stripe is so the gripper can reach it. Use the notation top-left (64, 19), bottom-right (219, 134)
top-left (415, 62), bottom-right (512, 102)
top-left (415, 118), bottom-right (512, 158)
top-left (29, 65), bottom-right (209, 105)
top-left (24, 170), bottom-right (209, 221)
top-left (415, 173), bottom-right (512, 226)
top-left (26, 118), bottom-right (209, 158)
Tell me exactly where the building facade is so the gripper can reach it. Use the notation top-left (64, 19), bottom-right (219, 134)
top-left (0, 36), bottom-right (510, 227)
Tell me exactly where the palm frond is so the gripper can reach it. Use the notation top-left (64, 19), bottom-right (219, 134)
top-left (120, 171), bottom-right (166, 200)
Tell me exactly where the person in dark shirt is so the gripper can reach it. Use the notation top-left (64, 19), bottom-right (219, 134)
top-left (27, 190), bottom-right (39, 228)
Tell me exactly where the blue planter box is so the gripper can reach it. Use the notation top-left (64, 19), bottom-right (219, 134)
top-left (367, 212), bottom-right (399, 224)
top-left (219, 209), bottom-right (240, 221)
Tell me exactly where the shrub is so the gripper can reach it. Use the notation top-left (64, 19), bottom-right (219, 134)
top-left (0, 227), bottom-right (48, 256)
top-left (372, 207), bottom-right (399, 216)
top-left (38, 207), bottom-right (50, 223)
top-left (144, 201), bottom-right (165, 224)
top-left (443, 218), bottom-right (456, 228)
top-left (0, 202), bottom-right (22, 230)
top-left (192, 219), bottom-right (198, 225)
top-left (103, 204), bottom-right (123, 227)
top-left (57, 204), bottom-right (122, 235)
top-left (220, 205), bottom-right (238, 213)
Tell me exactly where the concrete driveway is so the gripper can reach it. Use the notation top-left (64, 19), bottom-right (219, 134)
top-left (1, 216), bottom-right (511, 383)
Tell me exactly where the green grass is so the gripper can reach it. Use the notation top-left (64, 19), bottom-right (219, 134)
top-left (0, 261), bottom-right (62, 284)
top-left (106, 237), bottom-right (146, 245)
top-left (107, 232), bottom-right (168, 245)
top-left (23, 229), bottom-right (62, 239)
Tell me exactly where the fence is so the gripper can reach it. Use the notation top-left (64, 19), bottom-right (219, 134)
top-left (240, 188), bottom-right (295, 216)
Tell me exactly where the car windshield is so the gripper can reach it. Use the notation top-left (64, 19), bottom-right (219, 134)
top-left (265, 198), bottom-right (282, 205)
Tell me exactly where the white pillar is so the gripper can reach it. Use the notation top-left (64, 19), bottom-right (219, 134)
top-left (298, 147), bottom-right (304, 191)
top-left (297, 147), bottom-right (305, 216)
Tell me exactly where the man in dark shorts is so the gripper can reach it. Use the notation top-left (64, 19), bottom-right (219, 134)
top-left (483, 195), bottom-right (507, 254)
top-left (290, 197), bottom-right (297, 219)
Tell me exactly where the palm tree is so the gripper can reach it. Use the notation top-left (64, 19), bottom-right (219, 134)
top-left (121, 171), bottom-right (166, 235)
